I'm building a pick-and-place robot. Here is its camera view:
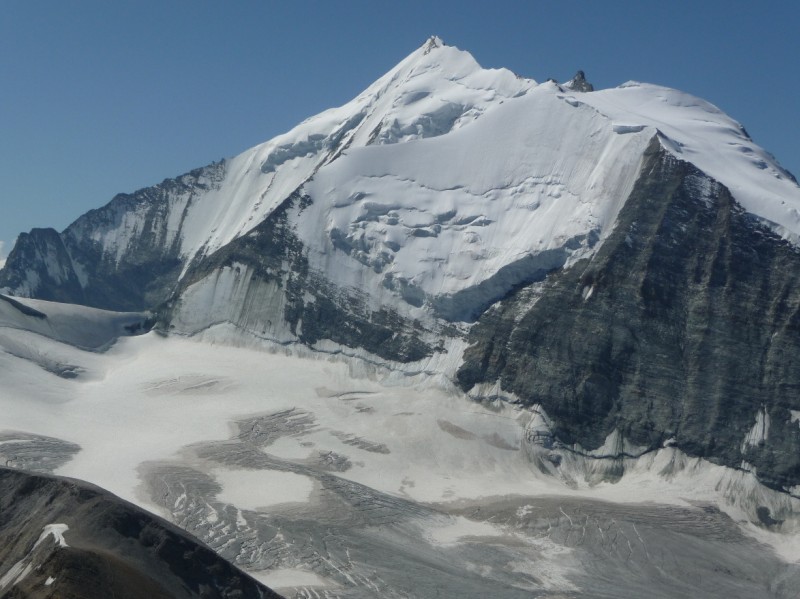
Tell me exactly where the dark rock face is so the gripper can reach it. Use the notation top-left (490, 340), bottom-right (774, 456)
top-left (458, 139), bottom-right (800, 492)
top-left (0, 162), bottom-right (226, 311)
top-left (564, 70), bottom-right (594, 92)
top-left (0, 228), bottom-right (85, 305)
top-left (0, 468), bottom-right (279, 599)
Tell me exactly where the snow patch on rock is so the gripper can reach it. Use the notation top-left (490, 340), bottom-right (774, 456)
top-left (742, 406), bottom-right (770, 451)
top-left (0, 524), bottom-right (69, 592)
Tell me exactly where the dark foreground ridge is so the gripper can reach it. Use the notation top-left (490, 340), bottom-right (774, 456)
top-left (0, 467), bottom-right (280, 599)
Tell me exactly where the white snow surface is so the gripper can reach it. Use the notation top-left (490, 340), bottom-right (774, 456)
top-left (250, 568), bottom-right (331, 592)
top-left (191, 39), bottom-right (799, 279)
top-left (742, 406), bottom-right (770, 451)
top-left (576, 82), bottom-right (800, 242)
top-left (173, 37), bottom-right (534, 275)
top-left (298, 81), bottom-right (653, 305)
top-left (51, 38), bottom-right (800, 317)
top-left (214, 469), bottom-right (315, 511)
top-left (38, 524), bottom-right (69, 549)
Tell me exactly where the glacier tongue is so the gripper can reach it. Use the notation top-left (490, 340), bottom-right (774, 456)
top-left (1, 329), bottom-right (799, 597)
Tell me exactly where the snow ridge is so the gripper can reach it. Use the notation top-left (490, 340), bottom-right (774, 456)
top-left (160, 38), bottom-right (800, 319)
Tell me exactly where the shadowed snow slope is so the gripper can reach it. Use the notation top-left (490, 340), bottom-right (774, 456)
top-left (0, 294), bottom-right (149, 350)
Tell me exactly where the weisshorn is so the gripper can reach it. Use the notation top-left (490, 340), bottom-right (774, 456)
top-left (1, 37), bottom-right (800, 599)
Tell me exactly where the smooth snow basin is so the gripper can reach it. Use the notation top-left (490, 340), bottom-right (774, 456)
top-left (426, 516), bottom-right (505, 546)
top-left (214, 469), bottom-right (315, 511)
top-left (251, 568), bottom-right (331, 590)
top-left (265, 436), bottom-right (317, 460)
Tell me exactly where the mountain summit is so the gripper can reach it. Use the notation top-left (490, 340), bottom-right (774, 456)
top-left (2, 38), bottom-right (800, 518)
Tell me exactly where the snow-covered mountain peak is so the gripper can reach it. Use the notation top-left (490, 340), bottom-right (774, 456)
top-left (5, 42), bottom-right (800, 581)
top-left (171, 39), bottom-right (537, 268)
top-left (421, 35), bottom-right (444, 54)
top-left (5, 39), bottom-right (800, 317)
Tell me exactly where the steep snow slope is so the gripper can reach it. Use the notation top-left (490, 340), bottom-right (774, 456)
top-left (117, 39), bottom-right (531, 269)
top-left (0, 294), bottom-right (149, 379)
top-left (135, 37), bottom-right (800, 322)
top-left (0, 294), bottom-right (148, 351)
top-left (0, 38), bottom-right (534, 309)
top-left (173, 37), bottom-right (800, 272)
top-left (289, 70), bottom-right (800, 324)
top-left (175, 37), bottom-right (533, 269)
top-left (297, 81), bottom-right (653, 320)
top-left (577, 82), bottom-right (800, 240)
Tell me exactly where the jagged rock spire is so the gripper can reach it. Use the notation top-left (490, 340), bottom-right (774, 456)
top-left (564, 70), bottom-right (594, 92)
top-left (422, 35), bottom-right (444, 54)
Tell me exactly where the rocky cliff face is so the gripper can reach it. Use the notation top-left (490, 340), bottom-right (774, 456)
top-left (458, 140), bottom-right (800, 493)
top-left (0, 162), bottom-right (226, 311)
top-left (0, 468), bottom-right (277, 599)
top-left (163, 190), bottom-right (435, 362)
top-left (0, 228), bottom-right (86, 305)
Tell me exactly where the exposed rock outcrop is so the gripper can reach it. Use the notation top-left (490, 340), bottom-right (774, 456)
top-left (0, 468), bottom-right (279, 599)
top-left (458, 139), bottom-right (800, 492)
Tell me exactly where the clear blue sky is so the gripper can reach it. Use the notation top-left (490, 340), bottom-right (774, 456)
top-left (1, 0), bottom-right (797, 258)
